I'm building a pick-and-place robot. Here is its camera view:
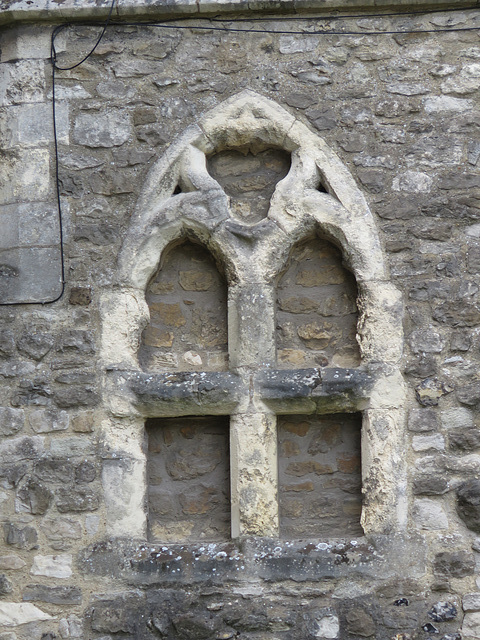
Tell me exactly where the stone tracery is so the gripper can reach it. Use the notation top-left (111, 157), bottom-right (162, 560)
top-left (100, 90), bottom-right (406, 539)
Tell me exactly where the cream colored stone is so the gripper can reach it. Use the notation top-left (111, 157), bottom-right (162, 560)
top-left (314, 615), bottom-right (339, 639)
top-left (183, 351), bottom-right (202, 366)
top-left (0, 603), bottom-right (53, 626)
top-left (100, 289), bottom-right (149, 368)
top-left (369, 370), bottom-right (407, 410)
top-left (413, 499), bottom-right (449, 530)
top-left (101, 418), bottom-right (147, 538)
top-left (463, 593), bottom-right (480, 612)
top-left (361, 408), bottom-right (408, 533)
top-left (230, 412), bottom-right (278, 538)
top-left (30, 554), bottom-right (72, 578)
top-left (462, 611), bottom-right (480, 638)
top-left (0, 555), bottom-right (25, 570)
top-left (357, 282), bottom-right (404, 363)
top-left (228, 283), bottom-right (276, 368)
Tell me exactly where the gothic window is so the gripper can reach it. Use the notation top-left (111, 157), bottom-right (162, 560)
top-left (139, 239), bottom-right (228, 372)
top-left (100, 91), bottom-right (406, 542)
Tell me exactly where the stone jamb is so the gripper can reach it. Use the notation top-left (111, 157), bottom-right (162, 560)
top-left (100, 90), bottom-right (406, 540)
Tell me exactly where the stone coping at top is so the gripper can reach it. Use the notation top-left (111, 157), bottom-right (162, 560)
top-left (1, 0), bottom-right (479, 26)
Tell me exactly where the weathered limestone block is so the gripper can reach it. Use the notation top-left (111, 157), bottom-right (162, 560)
top-left (58, 614), bottom-right (83, 638)
top-left (411, 434), bottom-right (445, 452)
top-left (40, 518), bottom-right (82, 551)
top-left (16, 478), bottom-right (52, 514)
top-left (4, 523), bottom-right (37, 550)
top-left (30, 554), bottom-right (72, 578)
top-left (0, 436), bottom-right (43, 462)
top-left (0, 555), bottom-right (25, 570)
top-left (413, 499), bottom-right (449, 530)
top-left (28, 409), bottom-right (68, 433)
top-left (0, 603), bottom-right (52, 626)
top-left (434, 551), bottom-right (475, 577)
top-left (463, 593), bottom-right (480, 612)
top-left (0, 60), bottom-right (45, 106)
top-left (102, 455), bottom-right (146, 537)
top-left (16, 331), bottom-right (54, 361)
top-left (1, 103), bottom-right (68, 149)
top-left (73, 110), bottom-right (131, 148)
top-left (408, 408), bottom-right (438, 432)
top-left (56, 488), bottom-right (99, 513)
top-left (0, 408), bottom-right (24, 436)
top-left (23, 584), bottom-right (81, 604)
top-left (462, 612), bottom-right (480, 639)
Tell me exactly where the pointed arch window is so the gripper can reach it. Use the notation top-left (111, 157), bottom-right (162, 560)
top-left (99, 91), bottom-right (406, 541)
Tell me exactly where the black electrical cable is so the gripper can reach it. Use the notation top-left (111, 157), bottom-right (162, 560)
top-left (105, 21), bottom-right (480, 35)
top-left (210, 3), bottom-right (480, 21)
top-left (6, 1), bottom-right (480, 305)
top-left (0, 0), bottom-right (116, 306)
top-left (51, 0), bottom-right (116, 71)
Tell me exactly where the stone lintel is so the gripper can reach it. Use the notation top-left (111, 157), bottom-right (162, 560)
top-left (118, 367), bottom-right (375, 416)
top-left (125, 370), bottom-right (242, 414)
top-left (1, 0), bottom-right (476, 27)
top-left (125, 370), bottom-right (243, 416)
top-left (260, 367), bottom-right (373, 413)
top-left (80, 532), bottom-right (427, 584)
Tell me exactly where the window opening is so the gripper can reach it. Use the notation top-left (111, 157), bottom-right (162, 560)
top-left (207, 148), bottom-right (291, 225)
top-left (102, 90), bottom-right (405, 541)
top-left (278, 413), bottom-right (363, 539)
top-left (139, 239), bottom-right (228, 372)
top-left (146, 416), bottom-right (231, 543)
top-left (276, 235), bottom-right (360, 370)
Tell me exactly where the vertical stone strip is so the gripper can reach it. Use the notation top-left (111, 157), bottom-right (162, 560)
top-left (230, 412), bottom-right (278, 538)
top-left (358, 281), bottom-right (407, 534)
top-left (0, 26), bottom-right (65, 302)
top-left (228, 281), bottom-right (279, 536)
top-left (228, 283), bottom-right (276, 369)
top-left (100, 417), bottom-right (147, 538)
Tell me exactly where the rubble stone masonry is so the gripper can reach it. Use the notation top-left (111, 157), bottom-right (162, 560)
top-left (2, 1), bottom-right (480, 638)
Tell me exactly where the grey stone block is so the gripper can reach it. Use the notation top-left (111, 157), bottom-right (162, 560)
top-left (28, 409), bottom-right (69, 433)
top-left (0, 60), bottom-right (45, 106)
top-left (4, 523), bottom-right (38, 550)
top-left (16, 478), bottom-right (53, 515)
top-left (0, 436), bottom-right (44, 462)
top-left (56, 487), bottom-right (99, 513)
top-left (434, 551), bottom-right (475, 577)
top-left (23, 584), bottom-right (81, 604)
top-left (0, 408), bottom-right (24, 436)
top-left (0, 245), bottom-right (62, 304)
top-left (73, 110), bottom-right (131, 148)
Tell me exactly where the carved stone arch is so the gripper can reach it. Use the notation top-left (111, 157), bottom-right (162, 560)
top-left (119, 90), bottom-right (385, 289)
top-left (100, 90), bottom-right (407, 540)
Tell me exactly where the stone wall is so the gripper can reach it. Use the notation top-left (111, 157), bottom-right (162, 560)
top-left (276, 236), bottom-right (360, 369)
top-left (2, 3), bottom-right (480, 639)
top-left (146, 416), bottom-right (231, 543)
top-left (278, 413), bottom-right (363, 538)
top-left (140, 240), bottom-right (228, 372)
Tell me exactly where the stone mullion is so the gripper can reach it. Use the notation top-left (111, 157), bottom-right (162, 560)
top-left (227, 282), bottom-right (276, 369)
top-left (230, 411), bottom-right (279, 538)
top-left (228, 280), bottom-right (279, 537)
